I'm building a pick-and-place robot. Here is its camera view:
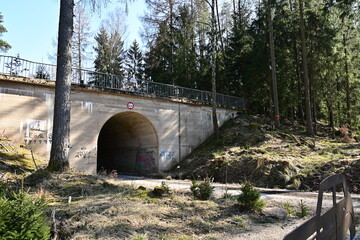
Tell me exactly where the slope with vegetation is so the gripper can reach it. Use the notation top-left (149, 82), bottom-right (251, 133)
top-left (170, 114), bottom-right (360, 193)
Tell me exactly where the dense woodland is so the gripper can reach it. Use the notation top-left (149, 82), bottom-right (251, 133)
top-left (90, 0), bottom-right (360, 134)
top-left (1, 0), bottom-right (360, 133)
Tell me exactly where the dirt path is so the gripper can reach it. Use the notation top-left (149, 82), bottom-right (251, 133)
top-left (117, 175), bottom-right (360, 239)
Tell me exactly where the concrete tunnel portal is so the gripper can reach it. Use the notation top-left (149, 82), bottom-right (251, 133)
top-left (97, 112), bottom-right (159, 175)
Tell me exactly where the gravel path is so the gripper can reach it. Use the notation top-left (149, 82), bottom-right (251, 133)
top-left (117, 175), bottom-right (360, 239)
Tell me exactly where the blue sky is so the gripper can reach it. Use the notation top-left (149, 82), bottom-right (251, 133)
top-left (1, 0), bottom-right (145, 64)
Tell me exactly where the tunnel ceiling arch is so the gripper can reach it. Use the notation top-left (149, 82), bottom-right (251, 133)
top-left (97, 111), bottom-right (158, 174)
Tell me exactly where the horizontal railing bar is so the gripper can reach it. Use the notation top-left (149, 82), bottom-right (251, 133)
top-left (0, 55), bottom-right (245, 109)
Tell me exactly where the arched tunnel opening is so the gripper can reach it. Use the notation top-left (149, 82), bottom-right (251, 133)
top-left (97, 112), bottom-right (158, 175)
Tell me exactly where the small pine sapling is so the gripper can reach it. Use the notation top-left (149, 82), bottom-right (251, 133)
top-left (237, 181), bottom-right (266, 212)
top-left (190, 177), bottom-right (214, 200)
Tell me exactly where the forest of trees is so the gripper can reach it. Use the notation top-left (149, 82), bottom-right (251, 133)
top-left (91, 0), bottom-right (360, 133)
top-left (2, 1), bottom-right (360, 135)
top-left (0, 1), bottom-right (358, 173)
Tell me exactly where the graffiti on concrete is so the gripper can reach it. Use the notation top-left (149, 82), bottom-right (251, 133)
top-left (136, 149), bottom-right (155, 170)
top-left (75, 147), bottom-right (91, 158)
top-left (160, 151), bottom-right (175, 161)
top-left (22, 119), bottom-right (52, 145)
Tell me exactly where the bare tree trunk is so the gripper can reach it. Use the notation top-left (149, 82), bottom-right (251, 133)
top-left (215, 0), bottom-right (224, 54)
top-left (327, 100), bottom-right (335, 138)
top-left (77, 12), bottom-right (83, 85)
top-left (232, 0), bottom-right (236, 15)
top-left (311, 79), bottom-right (317, 134)
top-left (169, 0), bottom-right (175, 85)
top-left (48, 0), bottom-right (74, 172)
top-left (343, 32), bottom-right (351, 125)
top-left (298, 0), bottom-right (314, 135)
top-left (267, 1), bottom-right (280, 128)
top-left (210, 0), bottom-right (219, 139)
top-left (289, 0), bottom-right (304, 121)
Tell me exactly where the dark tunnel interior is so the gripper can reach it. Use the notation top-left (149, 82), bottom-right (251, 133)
top-left (97, 111), bottom-right (158, 175)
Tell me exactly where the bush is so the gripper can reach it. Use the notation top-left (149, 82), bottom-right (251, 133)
top-left (190, 177), bottom-right (214, 200)
top-left (283, 202), bottom-right (295, 216)
top-left (0, 190), bottom-right (51, 240)
top-left (237, 181), bottom-right (265, 212)
top-left (296, 200), bottom-right (309, 218)
top-left (151, 182), bottom-right (172, 197)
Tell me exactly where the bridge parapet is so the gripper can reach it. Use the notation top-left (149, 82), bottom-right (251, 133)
top-left (0, 55), bottom-right (245, 109)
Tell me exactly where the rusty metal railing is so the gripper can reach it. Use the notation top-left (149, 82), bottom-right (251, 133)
top-left (0, 55), bottom-right (245, 109)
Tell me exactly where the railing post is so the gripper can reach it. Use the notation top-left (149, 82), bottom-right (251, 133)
top-left (0, 55), bottom-right (246, 109)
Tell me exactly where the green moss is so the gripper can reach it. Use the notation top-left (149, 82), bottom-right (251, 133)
top-left (128, 189), bottom-right (160, 203)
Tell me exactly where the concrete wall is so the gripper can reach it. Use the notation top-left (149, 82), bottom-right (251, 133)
top-left (0, 77), bottom-right (237, 174)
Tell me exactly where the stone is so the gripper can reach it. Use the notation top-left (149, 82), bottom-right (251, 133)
top-left (262, 207), bottom-right (288, 220)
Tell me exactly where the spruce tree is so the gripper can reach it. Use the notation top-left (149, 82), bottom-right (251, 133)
top-left (94, 27), bottom-right (124, 76)
top-left (126, 40), bottom-right (145, 80)
top-left (108, 31), bottom-right (124, 76)
top-left (94, 27), bottom-right (110, 73)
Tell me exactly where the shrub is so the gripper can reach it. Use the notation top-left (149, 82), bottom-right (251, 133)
top-left (0, 190), bottom-right (51, 240)
top-left (296, 200), bottom-right (309, 218)
top-left (283, 202), bottom-right (295, 216)
top-left (190, 177), bottom-right (214, 200)
top-left (237, 181), bottom-right (265, 212)
top-left (151, 182), bottom-right (172, 197)
top-left (0, 182), bottom-right (6, 196)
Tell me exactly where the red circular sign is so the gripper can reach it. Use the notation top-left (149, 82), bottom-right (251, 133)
top-left (127, 102), bottom-right (134, 110)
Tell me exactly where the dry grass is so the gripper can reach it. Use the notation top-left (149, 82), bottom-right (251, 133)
top-left (171, 115), bottom-right (360, 192)
top-left (36, 174), bottom-right (258, 240)
top-left (0, 137), bottom-right (47, 180)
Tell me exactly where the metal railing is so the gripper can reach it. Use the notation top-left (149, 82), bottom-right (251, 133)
top-left (0, 55), bottom-right (245, 109)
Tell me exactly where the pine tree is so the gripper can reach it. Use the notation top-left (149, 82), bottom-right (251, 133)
top-left (143, 0), bottom-right (178, 85)
top-left (209, 0), bottom-right (220, 139)
top-left (0, 12), bottom-right (11, 52)
top-left (173, 4), bottom-right (198, 88)
top-left (48, 0), bottom-right (108, 172)
top-left (94, 27), bottom-right (124, 75)
top-left (267, 0), bottom-right (280, 128)
top-left (108, 31), bottom-right (125, 76)
top-left (34, 65), bottom-right (50, 80)
top-left (298, 0), bottom-right (314, 135)
top-left (48, 0), bottom-right (74, 172)
top-left (224, 0), bottom-right (250, 97)
top-left (94, 27), bottom-right (110, 73)
top-left (126, 40), bottom-right (145, 80)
